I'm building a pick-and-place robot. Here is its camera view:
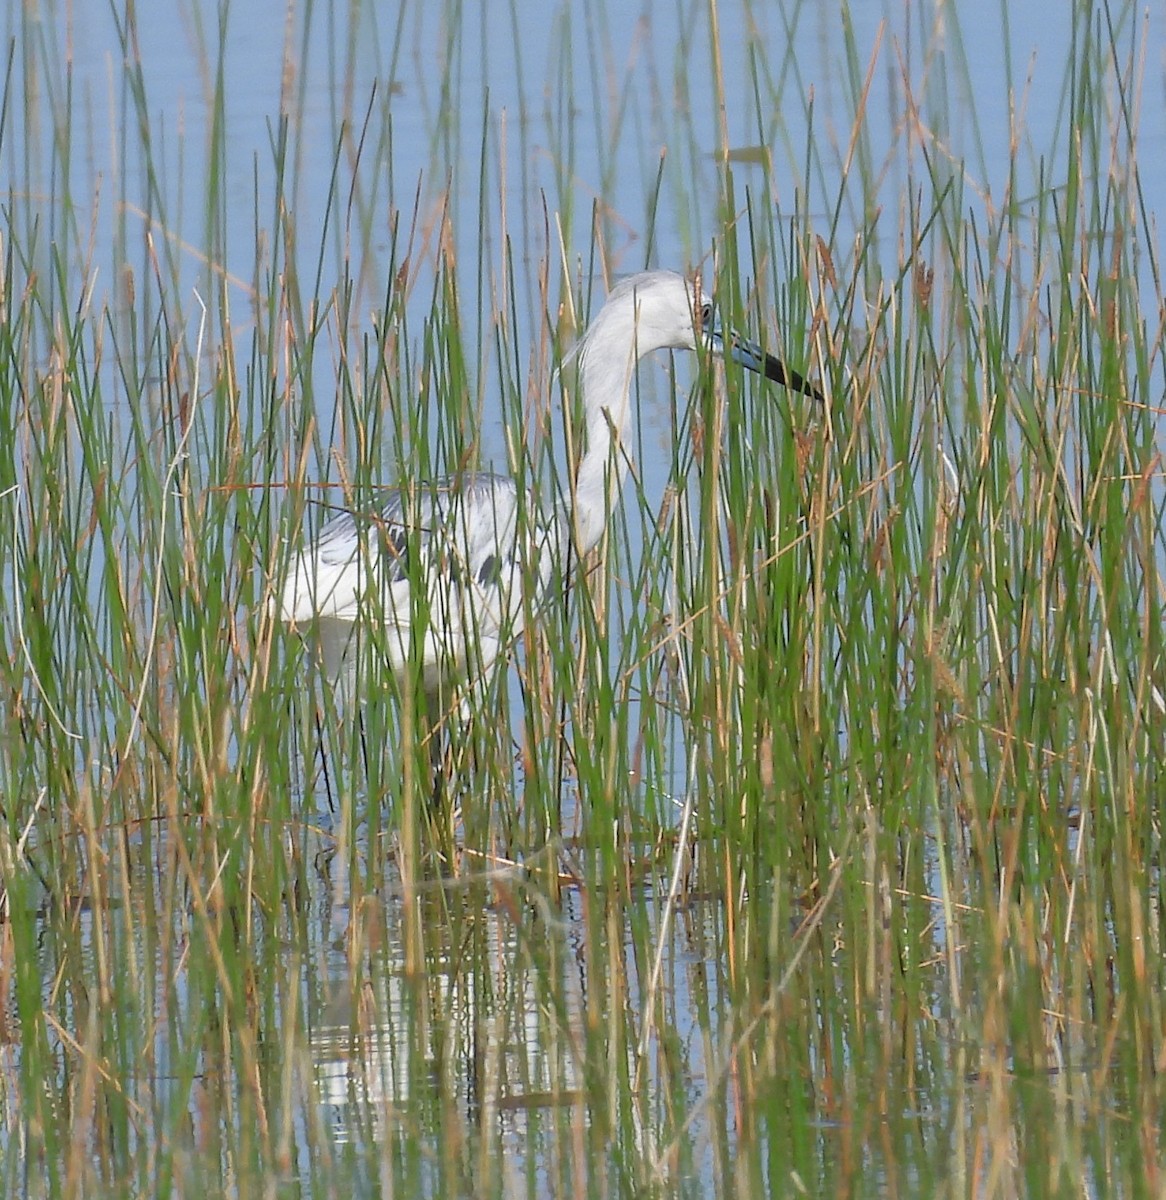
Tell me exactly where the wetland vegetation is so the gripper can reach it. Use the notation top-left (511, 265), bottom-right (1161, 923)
top-left (1, 1), bottom-right (1163, 1195)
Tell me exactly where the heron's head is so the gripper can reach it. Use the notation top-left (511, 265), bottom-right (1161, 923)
top-left (586, 270), bottom-right (823, 401)
top-left (594, 270), bottom-right (710, 353)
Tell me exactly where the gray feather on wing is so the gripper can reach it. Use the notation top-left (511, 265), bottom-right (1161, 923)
top-left (309, 472), bottom-right (520, 586)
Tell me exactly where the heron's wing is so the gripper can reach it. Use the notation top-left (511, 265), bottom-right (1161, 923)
top-left (278, 472), bottom-right (521, 624)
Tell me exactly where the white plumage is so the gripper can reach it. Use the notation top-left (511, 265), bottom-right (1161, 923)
top-left (279, 472), bottom-right (525, 687)
top-left (276, 270), bottom-right (820, 691)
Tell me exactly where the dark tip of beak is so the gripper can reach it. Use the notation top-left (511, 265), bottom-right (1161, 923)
top-left (714, 321), bottom-right (826, 403)
top-left (762, 353), bottom-right (825, 404)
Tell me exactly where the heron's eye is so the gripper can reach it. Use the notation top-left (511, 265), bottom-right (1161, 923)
top-left (700, 302), bottom-right (712, 330)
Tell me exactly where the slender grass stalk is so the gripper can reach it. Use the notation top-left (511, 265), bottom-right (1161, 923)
top-left (1, 1), bottom-right (1164, 1195)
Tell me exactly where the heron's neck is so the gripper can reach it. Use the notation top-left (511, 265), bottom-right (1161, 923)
top-left (570, 319), bottom-right (640, 554)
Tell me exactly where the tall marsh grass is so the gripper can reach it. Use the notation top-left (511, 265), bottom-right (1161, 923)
top-left (0, 0), bottom-right (1163, 1196)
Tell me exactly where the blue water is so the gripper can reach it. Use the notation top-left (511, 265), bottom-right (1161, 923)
top-left (3, 2), bottom-right (1163, 1195)
top-left (9, 0), bottom-right (1161, 491)
top-left (13, 2), bottom-right (1160, 435)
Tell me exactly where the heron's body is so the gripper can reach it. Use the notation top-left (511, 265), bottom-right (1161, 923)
top-left (280, 471), bottom-right (530, 687)
top-left (276, 270), bottom-right (820, 690)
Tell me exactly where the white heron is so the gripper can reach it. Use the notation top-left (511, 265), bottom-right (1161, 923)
top-left (277, 269), bottom-right (821, 707)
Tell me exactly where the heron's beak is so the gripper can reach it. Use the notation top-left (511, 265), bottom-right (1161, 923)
top-left (707, 320), bottom-right (823, 402)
